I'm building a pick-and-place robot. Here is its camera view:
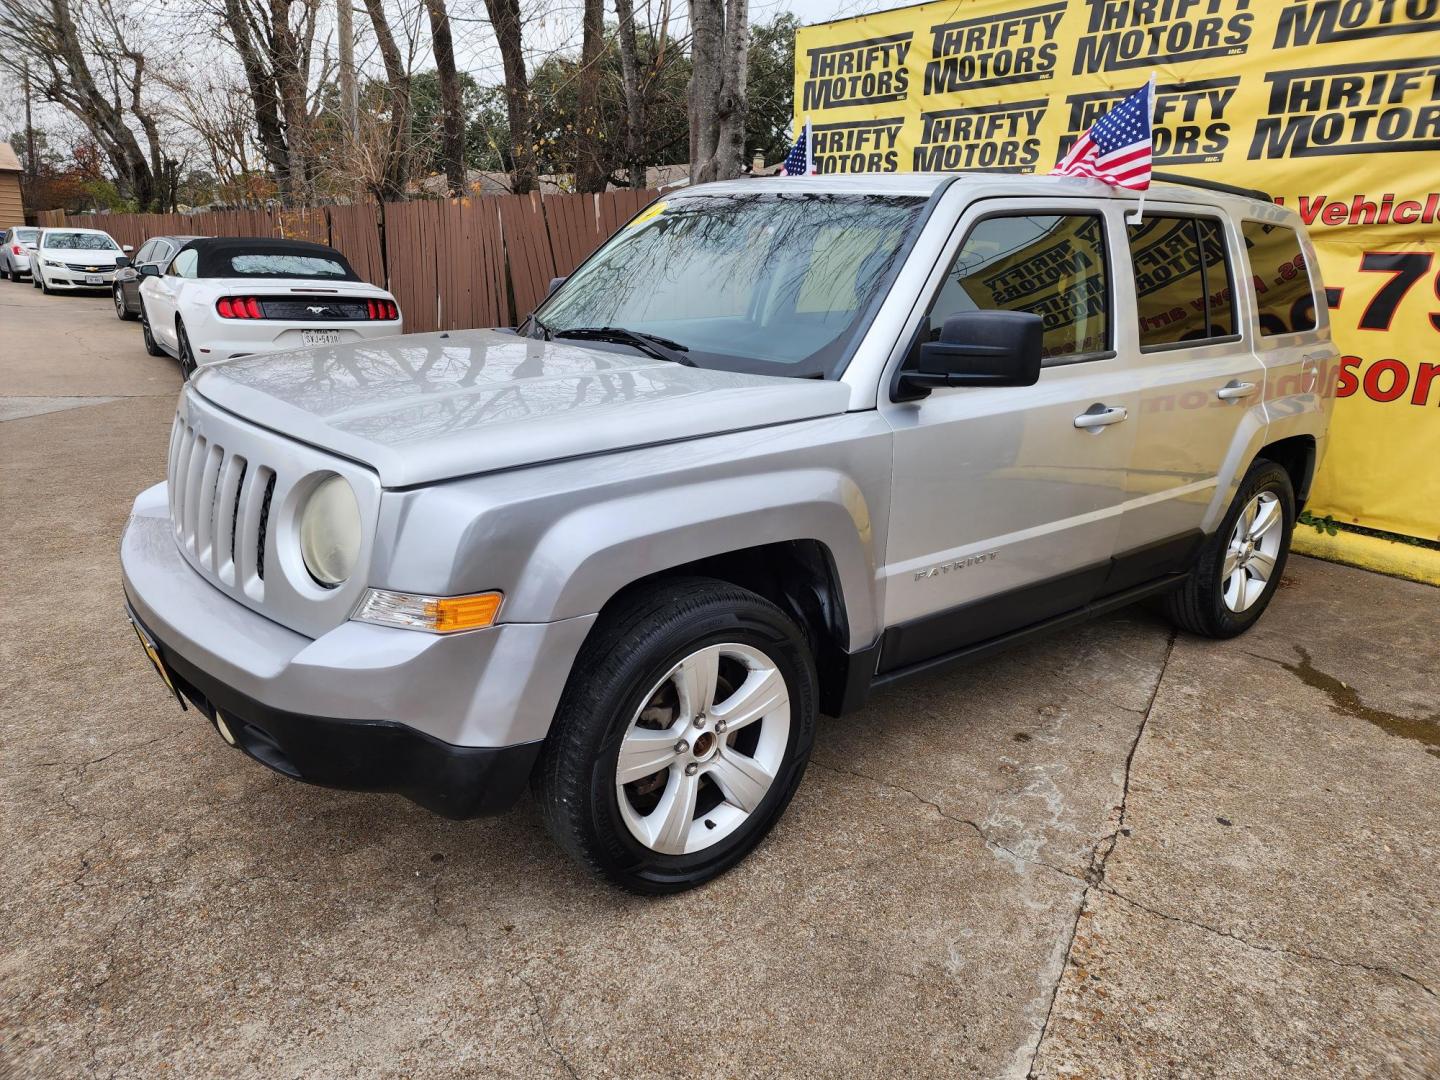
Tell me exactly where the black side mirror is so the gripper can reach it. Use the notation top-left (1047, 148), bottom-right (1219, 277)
top-left (546, 275), bottom-right (567, 297)
top-left (894, 311), bottom-right (1044, 400)
top-left (140, 263), bottom-right (161, 277)
top-left (116, 256), bottom-right (131, 268)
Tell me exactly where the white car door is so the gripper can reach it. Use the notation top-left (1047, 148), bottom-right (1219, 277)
top-left (141, 246), bottom-right (195, 350)
top-left (877, 199), bottom-right (1140, 673)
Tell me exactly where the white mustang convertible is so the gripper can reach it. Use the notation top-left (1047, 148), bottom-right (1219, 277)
top-left (137, 237), bottom-right (403, 377)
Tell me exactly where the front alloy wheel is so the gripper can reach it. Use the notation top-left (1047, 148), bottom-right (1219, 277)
top-left (616, 643), bottom-right (791, 856)
top-left (177, 320), bottom-right (198, 378)
top-left (535, 577), bottom-right (817, 894)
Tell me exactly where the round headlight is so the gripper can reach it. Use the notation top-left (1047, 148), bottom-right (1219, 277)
top-left (299, 475), bottom-right (361, 587)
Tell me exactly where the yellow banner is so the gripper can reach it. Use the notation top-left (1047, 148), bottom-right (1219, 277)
top-left (795, 0), bottom-right (1440, 543)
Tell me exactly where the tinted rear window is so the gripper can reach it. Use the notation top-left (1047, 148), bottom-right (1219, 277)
top-left (1242, 222), bottom-right (1317, 336)
top-left (224, 253), bottom-right (352, 278)
top-left (1126, 216), bottom-right (1235, 348)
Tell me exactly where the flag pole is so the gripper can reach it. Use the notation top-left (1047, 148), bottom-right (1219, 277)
top-left (804, 115), bottom-right (814, 176)
top-left (1127, 73), bottom-right (1157, 225)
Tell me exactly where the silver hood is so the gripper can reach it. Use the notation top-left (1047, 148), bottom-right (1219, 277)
top-left (190, 329), bottom-right (852, 487)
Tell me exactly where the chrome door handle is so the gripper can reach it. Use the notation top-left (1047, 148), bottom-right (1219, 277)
top-left (1216, 380), bottom-right (1258, 401)
top-left (1074, 405), bottom-right (1128, 429)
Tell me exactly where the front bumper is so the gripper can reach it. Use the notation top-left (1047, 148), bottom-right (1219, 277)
top-left (121, 482), bottom-right (596, 817)
top-left (129, 605), bottom-right (539, 818)
top-left (42, 267), bottom-right (117, 288)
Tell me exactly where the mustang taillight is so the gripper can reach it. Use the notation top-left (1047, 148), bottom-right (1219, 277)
top-left (216, 296), bottom-right (264, 319)
top-left (366, 299), bottom-right (399, 320)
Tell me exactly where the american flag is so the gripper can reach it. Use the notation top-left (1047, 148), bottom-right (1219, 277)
top-left (1053, 78), bottom-right (1155, 190)
top-left (783, 119), bottom-right (815, 176)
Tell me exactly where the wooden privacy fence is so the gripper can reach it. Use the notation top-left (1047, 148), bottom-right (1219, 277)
top-left (38, 189), bottom-right (659, 332)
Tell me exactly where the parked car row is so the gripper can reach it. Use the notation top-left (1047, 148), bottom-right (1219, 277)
top-left (4, 224), bottom-right (403, 378)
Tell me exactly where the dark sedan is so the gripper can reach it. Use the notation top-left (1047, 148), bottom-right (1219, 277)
top-left (113, 234), bottom-right (205, 321)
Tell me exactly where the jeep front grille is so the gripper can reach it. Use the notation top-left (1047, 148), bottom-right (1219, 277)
top-left (167, 415), bottom-right (276, 595)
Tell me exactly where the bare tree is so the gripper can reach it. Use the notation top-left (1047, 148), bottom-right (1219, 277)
top-left (158, 72), bottom-right (265, 204)
top-left (687, 0), bottom-right (747, 184)
top-left (0, 0), bottom-right (169, 209)
top-left (216, 0), bottom-right (322, 203)
top-left (360, 0), bottom-right (413, 200)
top-left (573, 0), bottom-right (606, 192)
top-left (422, 0), bottom-right (466, 196)
top-left (337, 0), bottom-right (359, 147)
top-left (481, 0), bottom-right (537, 194)
top-left (613, 0), bottom-right (645, 189)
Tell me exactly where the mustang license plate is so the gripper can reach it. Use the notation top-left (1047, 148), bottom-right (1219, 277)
top-left (302, 329), bottom-right (342, 346)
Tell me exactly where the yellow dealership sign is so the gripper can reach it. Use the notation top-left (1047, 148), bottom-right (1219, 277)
top-left (794, 0), bottom-right (1440, 553)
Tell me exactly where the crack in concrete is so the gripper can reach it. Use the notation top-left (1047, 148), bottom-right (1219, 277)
top-left (1023, 628), bottom-right (1176, 1080)
top-left (808, 758), bottom-right (1084, 885)
top-left (43, 733), bottom-right (181, 817)
top-left (518, 970), bottom-right (583, 1080)
top-left (1099, 884), bottom-right (1439, 1003)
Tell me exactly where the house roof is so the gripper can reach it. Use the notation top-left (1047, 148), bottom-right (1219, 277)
top-left (0, 142), bottom-right (22, 173)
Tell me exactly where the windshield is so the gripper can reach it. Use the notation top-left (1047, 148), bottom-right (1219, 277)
top-left (533, 192), bottom-right (928, 378)
top-left (45, 231), bottom-right (119, 251)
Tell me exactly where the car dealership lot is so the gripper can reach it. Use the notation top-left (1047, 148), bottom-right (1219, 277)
top-left (2, 284), bottom-right (1437, 1078)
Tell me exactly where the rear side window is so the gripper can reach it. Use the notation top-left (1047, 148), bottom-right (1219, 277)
top-left (927, 214), bottom-right (1110, 363)
top-left (1126, 216), bottom-right (1234, 348)
top-left (1242, 222), bottom-right (1317, 336)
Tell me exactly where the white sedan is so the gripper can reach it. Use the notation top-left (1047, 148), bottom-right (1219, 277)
top-left (138, 237), bottom-right (402, 377)
top-left (1, 226), bottom-right (39, 280)
top-left (32, 227), bottom-right (133, 293)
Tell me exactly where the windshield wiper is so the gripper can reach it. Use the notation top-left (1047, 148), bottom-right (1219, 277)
top-left (528, 313), bottom-right (553, 340)
top-left (553, 326), bottom-right (695, 366)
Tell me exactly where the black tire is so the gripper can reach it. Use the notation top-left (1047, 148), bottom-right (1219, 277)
top-left (3, 265), bottom-right (11, 282)
top-left (31, 270), bottom-right (40, 288)
top-left (1163, 458), bottom-right (1295, 639)
top-left (177, 320), bottom-right (198, 378)
top-left (535, 577), bottom-right (818, 894)
top-left (139, 304), bottom-right (166, 357)
top-left (114, 284), bottom-right (137, 320)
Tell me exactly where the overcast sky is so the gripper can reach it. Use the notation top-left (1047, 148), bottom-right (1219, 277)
top-left (0, 0), bottom-right (902, 156)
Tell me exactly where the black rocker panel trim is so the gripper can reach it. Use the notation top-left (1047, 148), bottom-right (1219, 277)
top-left (870, 529), bottom-right (1205, 680)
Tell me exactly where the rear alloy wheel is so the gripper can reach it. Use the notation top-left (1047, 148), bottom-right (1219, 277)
top-left (1163, 458), bottom-right (1295, 638)
top-left (536, 578), bottom-right (817, 893)
top-left (113, 284), bottom-right (136, 320)
top-left (176, 320), bottom-right (198, 378)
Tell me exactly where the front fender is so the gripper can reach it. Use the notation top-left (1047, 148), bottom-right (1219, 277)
top-left (505, 468), bottom-right (881, 648)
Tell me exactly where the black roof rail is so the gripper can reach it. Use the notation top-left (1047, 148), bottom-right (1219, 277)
top-left (1150, 171), bottom-right (1273, 204)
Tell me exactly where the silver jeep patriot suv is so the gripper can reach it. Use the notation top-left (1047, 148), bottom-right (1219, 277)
top-left (122, 173), bottom-right (1335, 893)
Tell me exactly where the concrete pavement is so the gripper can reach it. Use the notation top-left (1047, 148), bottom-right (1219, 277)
top-left (2, 281), bottom-right (1436, 1078)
